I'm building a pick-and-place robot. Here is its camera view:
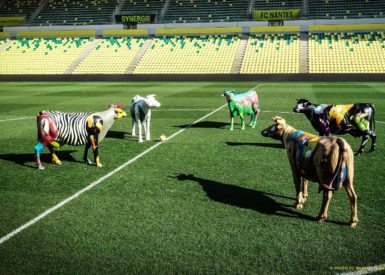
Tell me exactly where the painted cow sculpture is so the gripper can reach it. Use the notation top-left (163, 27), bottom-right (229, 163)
top-left (261, 116), bottom-right (358, 227)
top-left (293, 99), bottom-right (376, 155)
top-left (130, 94), bottom-right (161, 143)
top-left (222, 90), bottom-right (260, 130)
top-left (34, 104), bottom-right (126, 170)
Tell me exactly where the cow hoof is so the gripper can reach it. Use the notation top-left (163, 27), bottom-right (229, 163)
top-left (97, 163), bottom-right (103, 168)
top-left (37, 165), bottom-right (45, 170)
top-left (139, 139), bottom-right (143, 143)
top-left (316, 215), bottom-right (326, 224)
top-left (146, 137), bottom-right (150, 141)
top-left (294, 203), bottom-right (304, 209)
top-left (52, 161), bottom-right (62, 165)
top-left (349, 220), bottom-right (358, 228)
top-left (132, 133), bottom-right (136, 137)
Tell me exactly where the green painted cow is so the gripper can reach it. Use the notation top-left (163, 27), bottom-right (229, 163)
top-left (223, 90), bottom-right (260, 130)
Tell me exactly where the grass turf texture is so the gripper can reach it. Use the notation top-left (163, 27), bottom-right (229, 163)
top-left (0, 82), bottom-right (384, 274)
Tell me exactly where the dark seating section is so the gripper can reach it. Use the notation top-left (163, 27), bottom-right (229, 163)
top-left (308, 0), bottom-right (385, 19)
top-left (32, 0), bottom-right (119, 26)
top-left (119, 0), bottom-right (164, 18)
top-left (254, 0), bottom-right (302, 10)
top-left (0, 0), bottom-right (44, 23)
top-left (1, 0), bottom-right (384, 26)
top-left (163, 0), bottom-right (250, 23)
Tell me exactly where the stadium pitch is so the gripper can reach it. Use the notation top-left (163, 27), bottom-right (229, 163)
top-left (0, 81), bottom-right (384, 274)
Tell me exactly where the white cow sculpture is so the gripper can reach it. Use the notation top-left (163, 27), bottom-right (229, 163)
top-left (130, 94), bottom-right (161, 143)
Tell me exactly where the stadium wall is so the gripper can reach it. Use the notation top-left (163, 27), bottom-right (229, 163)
top-left (0, 74), bottom-right (384, 82)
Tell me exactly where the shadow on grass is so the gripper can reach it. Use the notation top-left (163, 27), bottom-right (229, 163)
top-left (171, 174), bottom-right (348, 226)
top-left (171, 173), bottom-right (313, 220)
top-left (226, 141), bottom-right (284, 149)
top-left (175, 121), bottom-right (230, 129)
top-left (106, 130), bottom-right (127, 139)
top-left (0, 150), bottom-right (81, 169)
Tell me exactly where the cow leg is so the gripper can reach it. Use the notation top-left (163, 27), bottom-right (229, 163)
top-left (317, 190), bottom-right (333, 223)
top-left (131, 118), bottom-right (136, 136)
top-left (83, 140), bottom-right (93, 165)
top-left (137, 119), bottom-right (143, 143)
top-left (91, 134), bottom-right (102, 167)
top-left (302, 178), bottom-right (309, 203)
top-left (34, 142), bottom-right (46, 170)
top-left (240, 112), bottom-right (245, 130)
top-left (230, 117), bottom-right (234, 131)
top-left (369, 131), bottom-right (376, 152)
top-left (145, 116), bottom-right (151, 141)
top-left (47, 144), bottom-right (61, 165)
top-left (249, 113), bottom-right (255, 127)
top-left (356, 133), bottom-right (370, 155)
top-left (344, 179), bottom-right (358, 228)
top-left (292, 172), bottom-right (305, 209)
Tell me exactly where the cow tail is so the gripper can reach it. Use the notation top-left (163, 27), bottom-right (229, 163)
top-left (332, 138), bottom-right (350, 190)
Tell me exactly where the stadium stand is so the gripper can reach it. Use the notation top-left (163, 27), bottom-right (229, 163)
top-left (240, 33), bottom-right (300, 73)
top-left (73, 37), bottom-right (148, 74)
top-left (254, 0), bottom-right (302, 10)
top-left (32, 0), bottom-right (119, 26)
top-left (309, 32), bottom-right (385, 73)
top-left (119, 0), bottom-right (164, 19)
top-left (0, 0), bottom-right (44, 23)
top-left (308, 0), bottom-right (385, 19)
top-left (163, 0), bottom-right (250, 23)
top-left (0, 37), bottom-right (92, 74)
top-left (134, 34), bottom-right (241, 73)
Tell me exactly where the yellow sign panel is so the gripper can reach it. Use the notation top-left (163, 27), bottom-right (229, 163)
top-left (253, 9), bottom-right (300, 21)
top-left (0, 16), bottom-right (25, 26)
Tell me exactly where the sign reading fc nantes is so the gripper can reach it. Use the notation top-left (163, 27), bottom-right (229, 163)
top-left (115, 14), bottom-right (155, 24)
top-left (254, 9), bottom-right (300, 21)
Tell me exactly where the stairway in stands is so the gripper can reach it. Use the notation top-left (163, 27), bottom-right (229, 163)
top-left (125, 38), bottom-right (153, 74)
top-left (231, 35), bottom-right (248, 74)
top-left (299, 32), bottom-right (309, 73)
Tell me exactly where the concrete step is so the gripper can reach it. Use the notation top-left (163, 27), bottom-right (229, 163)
top-left (125, 38), bottom-right (153, 74)
top-left (231, 37), bottom-right (248, 74)
top-left (64, 39), bottom-right (100, 74)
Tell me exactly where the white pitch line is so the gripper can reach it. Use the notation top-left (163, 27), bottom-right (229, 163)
top-left (0, 104), bottom-right (227, 245)
top-left (0, 116), bottom-right (35, 122)
top-left (336, 264), bottom-right (385, 275)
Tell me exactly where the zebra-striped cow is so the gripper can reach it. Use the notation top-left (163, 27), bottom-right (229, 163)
top-left (34, 104), bottom-right (126, 170)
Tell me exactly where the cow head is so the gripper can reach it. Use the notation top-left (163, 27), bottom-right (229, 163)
top-left (261, 116), bottom-right (287, 141)
top-left (222, 90), bottom-right (236, 98)
top-left (144, 94), bottom-right (161, 108)
top-left (293, 99), bottom-right (313, 113)
top-left (109, 104), bottom-right (127, 119)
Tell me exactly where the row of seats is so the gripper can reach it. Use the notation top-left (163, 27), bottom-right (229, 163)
top-left (74, 37), bottom-right (147, 74)
top-left (309, 32), bottom-right (385, 73)
top-left (0, 37), bottom-right (91, 74)
top-left (134, 35), bottom-right (241, 73)
top-left (33, 0), bottom-right (119, 26)
top-left (308, 0), bottom-right (385, 19)
top-left (0, 32), bottom-right (384, 74)
top-left (163, 0), bottom-right (249, 23)
top-left (240, 33), bottom-right (300, 73)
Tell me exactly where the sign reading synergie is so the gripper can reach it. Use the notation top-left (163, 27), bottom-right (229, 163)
top-left (115, 14), bottom-right (155, 24)
top-left (253, 9), bottom-right (300, 21)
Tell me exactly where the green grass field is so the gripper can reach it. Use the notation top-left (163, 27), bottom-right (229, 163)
top-left (0, 82), bottom-right (384, 274)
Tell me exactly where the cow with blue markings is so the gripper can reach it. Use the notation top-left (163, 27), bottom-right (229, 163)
top-left (222, 89), bottom-right (260, 130)
top-left (261, 116), bottom-right (358, 228)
